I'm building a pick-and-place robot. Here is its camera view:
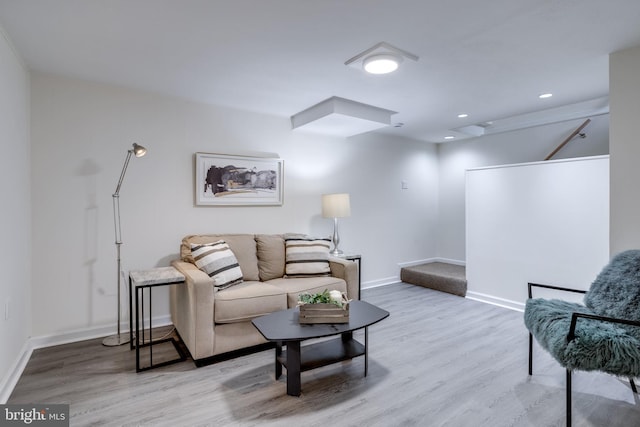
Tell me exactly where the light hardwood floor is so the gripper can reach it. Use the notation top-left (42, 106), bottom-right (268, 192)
top-left (9, 283), bottom-right (640, 426)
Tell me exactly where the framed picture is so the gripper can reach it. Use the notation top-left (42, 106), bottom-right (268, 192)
top-left (195, 153), bottom-right (283, 206)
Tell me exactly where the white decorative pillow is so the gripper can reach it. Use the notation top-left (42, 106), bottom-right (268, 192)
top-left (191, 240), bottom-right (243, 289)
top-left (285, 236), bottom-right (331, 277)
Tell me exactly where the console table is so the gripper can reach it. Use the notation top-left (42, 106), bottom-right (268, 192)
top-left (128, 266), bottom-right (187, 372)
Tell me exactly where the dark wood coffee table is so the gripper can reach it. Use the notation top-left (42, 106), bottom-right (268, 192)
top-left (251, 300), bottom-right (389, 396)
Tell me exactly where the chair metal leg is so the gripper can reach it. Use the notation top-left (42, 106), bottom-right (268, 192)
top-left (630, 378), bottom-right (638, 394)
top-left (528, 333), bottom-right (533, 375)
top-left (567, 369), bottom-right (572, 426)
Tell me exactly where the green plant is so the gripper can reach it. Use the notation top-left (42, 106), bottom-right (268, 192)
top-left (298, 289), bottom-right (343, 307)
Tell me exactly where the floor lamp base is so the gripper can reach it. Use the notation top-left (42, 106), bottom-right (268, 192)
top-left (102, 334), bottom-right (130, 347)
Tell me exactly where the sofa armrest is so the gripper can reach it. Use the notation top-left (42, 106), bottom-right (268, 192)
top-left (329, 256), bottom-right (359, 300)
top-left (170, 260), bottom-right (215, 360)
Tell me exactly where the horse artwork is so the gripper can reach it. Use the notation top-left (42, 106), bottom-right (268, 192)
top-left (195, 153), bottom-right (283, 206)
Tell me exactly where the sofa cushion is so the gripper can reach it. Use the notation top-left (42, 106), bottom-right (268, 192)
top-left (181, 234), bottom-right (260, 281)
top-left (268, 277), bottom-right (348, 308)
top-left (284, 237), bottom-right (331, 277)
top-left (214, 281), bottom-right (287, 323)
top-left (191, 240), bottom-right (244, 289)
top-left (256, 234), bottom-right (285, 281)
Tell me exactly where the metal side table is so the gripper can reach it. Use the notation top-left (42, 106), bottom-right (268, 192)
top-left (128, 266), bottom-right (187, 372)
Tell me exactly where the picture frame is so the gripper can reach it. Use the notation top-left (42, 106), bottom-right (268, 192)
top-left (195, 153), bottom-right (283, 206)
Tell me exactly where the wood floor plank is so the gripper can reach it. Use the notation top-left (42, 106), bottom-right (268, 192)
top-left (8, 283), bottom-right (640, 426)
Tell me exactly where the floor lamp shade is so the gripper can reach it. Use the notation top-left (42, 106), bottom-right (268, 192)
top-left (322, 193), bottom-right (351, 255)
top-left (103, 143), bottom-right (147, 347)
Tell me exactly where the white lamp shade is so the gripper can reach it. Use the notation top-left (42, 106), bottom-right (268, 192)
top-left (322, 193), bottom-right (351, 218)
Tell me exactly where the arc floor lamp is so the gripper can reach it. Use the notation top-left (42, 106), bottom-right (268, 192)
top-left (103, 143), bottom-right (147, 346)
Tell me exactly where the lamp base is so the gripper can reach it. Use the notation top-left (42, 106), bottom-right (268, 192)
top-left (330, 249), bottom-right (344, 256)
top-left (102, 334), bottom-right (130, 347)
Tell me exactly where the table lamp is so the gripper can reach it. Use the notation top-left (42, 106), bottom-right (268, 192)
top-left (322, 193), bottom-right (351, 256)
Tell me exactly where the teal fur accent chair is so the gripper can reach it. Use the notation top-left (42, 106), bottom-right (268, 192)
top-left (525, 250), bottom-right (640, 425)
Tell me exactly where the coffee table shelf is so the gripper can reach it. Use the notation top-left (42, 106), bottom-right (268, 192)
top-left (278, 337), bottom-right (365, 372)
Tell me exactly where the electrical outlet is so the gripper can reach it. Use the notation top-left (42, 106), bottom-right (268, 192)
top-left (401, 180), bottom-right (409, 190)
top-left (4, 300), bottom-right (9, 321)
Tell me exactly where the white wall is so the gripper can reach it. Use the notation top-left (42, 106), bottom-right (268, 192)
top-left (466, 156), bottom-right (609, 308)
top-left (610, 46), bottom-right (640, 255)
top-left (30, 72), bottom-right (439, 337)
top-left (0, 26), bottom-right (30, 401)
top-left (437, 115), bottom-right (609, 262)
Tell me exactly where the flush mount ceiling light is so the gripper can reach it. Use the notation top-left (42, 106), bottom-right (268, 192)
top-left (363, 54), bottom-right (402, 74)
top-left (291, 96), bottom-right (397, 137)
top-left (345, 42), bottom-right (418, 75)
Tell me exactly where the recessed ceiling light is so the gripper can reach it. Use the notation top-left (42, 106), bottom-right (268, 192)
top-left (539, 93), bottom-right (553, 99)
top-left (363, 54), bottom-right (402, 74)
top-left (444, 136), bottom-right (455, 140)
top-left (457, 113), bottom-right (468, 118)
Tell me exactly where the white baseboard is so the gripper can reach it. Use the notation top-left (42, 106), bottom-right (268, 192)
top-left (30, 315), bottom-right (172, 350)
top-left (0, 315), bottom-right (172, 404)
top-left (0, 340), bottom-right (32, 404)
top-left (466, 291), bottom-right (525, 312)
top-left (397, 258), bottom-right (466, 268)
top-left (362, 276), bottom-right (400, 289)
top-left (433, 257), bottom-right (466, 266)
top-left (397, 258), bottom-right (437, 268)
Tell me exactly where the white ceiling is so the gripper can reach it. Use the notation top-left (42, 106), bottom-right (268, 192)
top-left (1, 0), bottom-right (640, 143)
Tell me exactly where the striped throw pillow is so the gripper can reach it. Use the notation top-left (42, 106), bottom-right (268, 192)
top-left (285, 237), bottom-right (331, 277)
top-left (191, 240), bottom-right (243, 289)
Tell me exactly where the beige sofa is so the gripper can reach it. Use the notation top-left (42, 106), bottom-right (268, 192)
top-left (170, 233), bottom-right (359, 365)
